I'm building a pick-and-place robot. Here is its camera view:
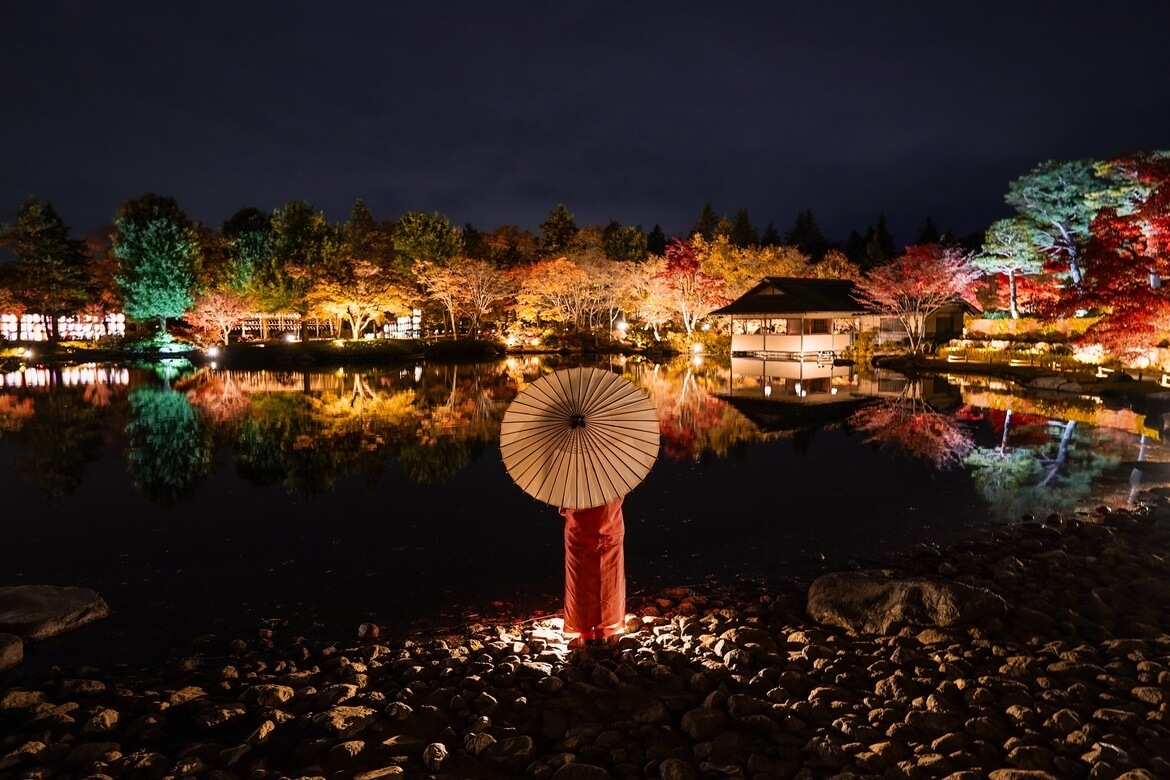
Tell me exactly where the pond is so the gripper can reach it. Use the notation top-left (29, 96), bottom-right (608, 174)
top-left (0, 356), bottom-right (1160, 671)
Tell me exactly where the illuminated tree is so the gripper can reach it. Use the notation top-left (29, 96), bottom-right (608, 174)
top-left (186, 288), bottom-right (253, 345)
top-left (221, 207), bottom-right (273, 293)
top-left (1075, 152), bottom-right (1170, 358)
top-left (655, 239), bottom-right (728, 334)
top-left (0, 196), bottom-right (89, 340)
top-left (601, 220), bottom-right (648, 262)
top-left (515, 257), bottom-right (591, 327)
top-left (462, 258), bottom-right (517, 333)
top-left (113, 194), bottom-right (201, 335)
top-left (695, 235), bottom-right (811, 301)
top-left (812, 249), bottom-right (862, 280)
top-left (539, 204), bottom-right (578, 256)
top-left (261, 201), bottom-right (342, 337)
top-left (414, 260), bottom-right (466, 337)
top-left (1005, 159), bottom-right (1100, 286)
top-left (853, 244), bottom-right (979, 353)
top-left (972, 217), bottom-right (1046, 318)
top-left (393, 211), bottom-right (462, 268)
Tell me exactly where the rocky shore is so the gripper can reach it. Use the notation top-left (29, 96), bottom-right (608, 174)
top-left (3, 497), bottom-right (1170, 779)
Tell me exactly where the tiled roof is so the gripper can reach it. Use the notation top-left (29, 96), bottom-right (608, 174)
top-left (709, 277), bottom-right (869, 316)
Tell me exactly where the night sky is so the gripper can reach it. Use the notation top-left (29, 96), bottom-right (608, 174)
top-left (3, 2), bottom-right (1169, 245)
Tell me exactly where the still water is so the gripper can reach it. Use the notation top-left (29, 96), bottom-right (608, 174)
top-left (0, 356), bottom-right (1159, 669)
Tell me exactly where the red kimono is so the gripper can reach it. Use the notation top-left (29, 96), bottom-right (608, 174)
top-left (559, 497), bottom-right (626, 640)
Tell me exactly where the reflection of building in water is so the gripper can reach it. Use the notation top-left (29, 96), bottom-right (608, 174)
top-left (0, 365), bottom-right (130, 389)
top-left (0, 312), bottom-right (126, 342)
top-left (854, 369), bottom-right (963, 410)
top-left (726, 355), bottom-right (857, 400)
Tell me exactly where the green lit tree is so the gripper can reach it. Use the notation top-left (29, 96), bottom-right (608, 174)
top-left (1005, 159), bottom-right (1100, 286)
top-left (972, 217), bottom-right (1046, 318)
top-left (221, 207), bottom-right (273, 294)
top-left (601, 220), bottom-right (648, 262)
top-left (0, 197), bottom-right (89, 340)
top-left (260, 201), bottom-right (342, 337)
top-left (393, 210), bottom-right (463, 267)
top-left (113, 194), bottom-right (201, 335)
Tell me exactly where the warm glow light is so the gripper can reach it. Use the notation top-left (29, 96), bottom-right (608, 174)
top-left (691, 343), bottom-right (703, 353)
top-left (334, 339), bottom-right (346, 347)
top-left (830, 387), bottom-right (838, 395)
top-left (284, 333), bottom-right (297, 343)
top-left (207, 346), bottom-right (220, 357)
top-left (794, 382), bottom-right (802, 394)
top-left (23, 349), bottom-right (33, 359)
top-left (764, 385), bottom-right (772, 397)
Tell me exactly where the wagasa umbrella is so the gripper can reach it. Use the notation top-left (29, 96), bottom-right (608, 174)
top-left (500, 367), bottom-right (660, 510)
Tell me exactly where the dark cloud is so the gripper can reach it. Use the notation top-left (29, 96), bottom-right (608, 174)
top-left (2, 1), bottom-right (1168, 247)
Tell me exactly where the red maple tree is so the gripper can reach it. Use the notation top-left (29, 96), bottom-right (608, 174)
top-left (1078, 153), bottom-right (1170, 358)
top-left (853, 244), bottom-right (980, 353)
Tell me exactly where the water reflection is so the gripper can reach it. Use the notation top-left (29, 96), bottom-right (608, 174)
top-left (848, 376), bottom-right (976, 470)
top-left (0, 360), bottom-right (1161, 516)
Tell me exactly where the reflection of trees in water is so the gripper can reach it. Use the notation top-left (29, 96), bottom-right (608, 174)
top-left (964, 410), bottom-right (1120, 521)
top-left (0, 395), bottom-right (35, 434)
top-left (849, 382), bottom-right (975, 469)
top-left (640, 361), bottom-right (761, 461)
top-left (125, 386), bottom-right (212, 502)
top-left (12, 386), bottom-right (102, 500)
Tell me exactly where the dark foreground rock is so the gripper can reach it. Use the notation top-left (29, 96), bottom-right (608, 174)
top-left (806, 572), bottom-right (1008, 633)
top-left (2, 497), bottom-right (1169, 778)
top-left (0, 633), bottom-right (21, 671)
top-left (0, 585), bottom-right (109, 641)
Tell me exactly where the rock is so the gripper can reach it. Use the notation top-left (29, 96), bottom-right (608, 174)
top-left (988, 771), bottom-right (1060, 780)
top-left (354, 768), bottom-right (404, 780)
top-left (0, 689), bottom-right (46, 710)
top-left (0, 585), bottom-right (109, 640)
top-left (681, 707), bottom-right (727, 741)
top-left (806, 573), bottom-right (1007, 633)
top-left (421, 742), bottom-right (448, 770)
top-left (312, 706), bottom-right (378, 739)
top-left (193, 704), bottom-right (246, 729)
top-left (380, 735), bottom-right (424, 758)
top-left (0, 633), bottom-right (22, 670)
top-left (659, 758), bottom-right (698, 779)
top-left (251, 684), bottom-right (295, 707)
top-left (552, 763), bottom-right (612, 779)
top-left (82, 708), bottom-right (120, 734)
top-left (65, 741), bottom-right (122, 765)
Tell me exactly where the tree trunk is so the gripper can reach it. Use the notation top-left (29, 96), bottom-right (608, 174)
top-left (158, 315), bottom-right (167, 336)
top-left (449, 307), bottom-right (458, 339)
top-left (1008, 268), bottom-right (1019, 319)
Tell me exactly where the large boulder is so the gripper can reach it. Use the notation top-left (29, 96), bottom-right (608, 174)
top-left (0, 633), bottom-right (22, 671)
top-left (807, 572), bottom-right (1006, 634)
top-left (0, 585), bottom-right (109, 641)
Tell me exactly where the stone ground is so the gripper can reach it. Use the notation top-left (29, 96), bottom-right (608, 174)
top-left (2, 495), bottom-right (1170, 780)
